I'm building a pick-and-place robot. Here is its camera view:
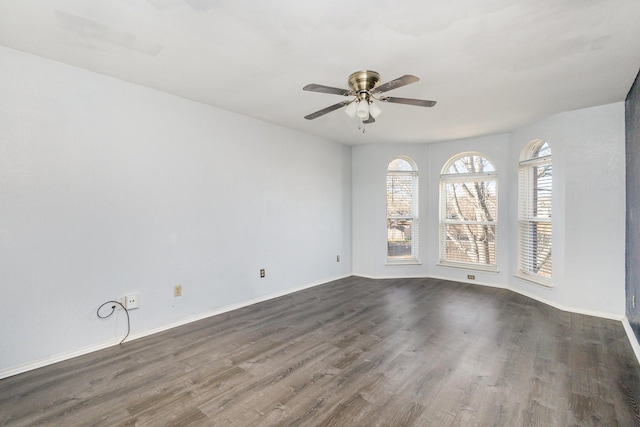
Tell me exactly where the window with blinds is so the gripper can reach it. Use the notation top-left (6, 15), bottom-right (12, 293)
top-left (518, 140), bottom-right (552, 285)
top-left (387, 157), bottom-right (419, 264)
top-left (439, 153), bottom-right (497, 270)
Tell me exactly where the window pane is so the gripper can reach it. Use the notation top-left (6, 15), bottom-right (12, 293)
top-left (444, 181), bottom-right (497, 222)
top-left (534, 141), bottom-right (551, 158)
top-left (387, 157), bottom-right (418, 263)
top-left (388, 158), bottom-right (413, 171)
top-left (387, 175), bottom-right (414, 217)
top-left (387, 218), bottom-right (413, 258)
top-left (444, 224), bottom-right (496, 265)
top-left (518, 140), bottom-right (552, 284)
top-left (520, 221), bottom-right (552, 277)
top-left (533, 164), bottom-right (552, 218)
top-left (440, 152), bottom-right (497, 269)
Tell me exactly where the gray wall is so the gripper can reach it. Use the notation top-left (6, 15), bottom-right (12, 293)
top-left (627, 69), bottom-right (640, 339)
top-left (0, 47), bottom-right (352, 376)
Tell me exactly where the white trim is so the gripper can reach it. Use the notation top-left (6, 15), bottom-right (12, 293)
top-left (358, 274), bottom-right (632, 364)
top-left (519, 154), bottom-right (552, 167)
top-left (359, 273), bottom-right (621, 321)
top-left (514, 272), bottom-right (553, 288)
top-left (0, 274), bottom-right (350, 380)
top-left (0, 338), bottom-right (125, 381)
top-left (440, 172), bottom-right (497, 181)
top-left (385, 261), bottom-right (422, 266)
top-left (623, 317), bottom-right (640, 365)
top-left (440, 151), bottom-right (496, 175)
top-left (508, 285), bottom-right (622, 321)
top-left (3, 274), bottom-right (632, 379)
top-left (429, 274), bottom-right (620, 320)
top-left (428, 274), bottom-right (508, 289)
top-left (437, 262), bottom-right (499, 273)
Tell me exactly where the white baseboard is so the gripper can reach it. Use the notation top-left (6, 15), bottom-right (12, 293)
top-left (0, 338), bottom-right (124, 380)
top-left (0, 274), bottom-right (349, 380)
top-left (354, 274), bottom-right (633, 358)
top-left (3, 273), bottom-right (636, 379)
top-left (506, 286), bottom-right (623, 321)
top-left (428, 273), bottom-right (623, 321)
top-left (622, 317), bottom-right (640, 365)
top-left (427, 274), bottom-right (509, 290)
top-left (123, 274), bottom-right (348, 343)
top-left (355, 272), bottom-right (624, 319)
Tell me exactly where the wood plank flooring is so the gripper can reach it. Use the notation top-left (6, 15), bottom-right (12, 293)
top-left (2, 276), bottom-right (640, 426)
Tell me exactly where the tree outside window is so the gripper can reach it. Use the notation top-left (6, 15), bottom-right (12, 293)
top-left (440, 153), bottom-right (497, 270)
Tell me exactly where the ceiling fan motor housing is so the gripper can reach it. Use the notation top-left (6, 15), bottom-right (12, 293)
top-left (348, 70), bottom-right (380, 94)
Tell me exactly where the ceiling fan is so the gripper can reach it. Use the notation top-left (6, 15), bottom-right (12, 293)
top-left (303, 70), bottom-right (436, 124)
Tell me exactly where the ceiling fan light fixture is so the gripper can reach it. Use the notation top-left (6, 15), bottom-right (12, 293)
top-left (356, 100), bottom-right (370, 119)
top-left (369, 100), bottom-right (382, 118)
top-left (303, 71), bottom-right (436, 123)
top-left (344, 100), bottom-right (357, 118)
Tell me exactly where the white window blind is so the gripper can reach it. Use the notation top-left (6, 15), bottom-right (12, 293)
top-left (387, 158), bottom-right (419, 263)
top-left (518, 141), bottom-right (552, 285)
top-left (439, 153), bottom-right (497, 270)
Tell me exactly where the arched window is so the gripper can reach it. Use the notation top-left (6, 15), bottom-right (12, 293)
top-left (386, 157), bottom-right (419, 263)
top-left (440, 152), bottom-right (497, 270)
top-left (518, 140), bottom-right (552, 285)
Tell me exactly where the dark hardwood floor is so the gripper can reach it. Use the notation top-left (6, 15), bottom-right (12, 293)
top-left (2, 276), bottom-right (640, 426)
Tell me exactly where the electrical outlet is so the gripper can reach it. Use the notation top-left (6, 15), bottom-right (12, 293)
top-left (174, 284), bottom-right (182, 297)
top-left (337, 255), bottom-right (340, 262)
top-left (125, 294), bottom-right (139, 309)
top-left (467, 275), bottom-right (475, 280)
top-left (260, 269), bottom-right (265, 278)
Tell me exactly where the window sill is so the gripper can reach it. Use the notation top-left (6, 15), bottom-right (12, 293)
top-left (386, 260), bottom-right (422, 266)
top-left (515, 272), bottom-right (553, 288)
top-left (437, 261), bottom-right (498, 273)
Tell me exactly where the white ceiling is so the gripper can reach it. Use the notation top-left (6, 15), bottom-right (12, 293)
top-left (1, 0), bottom-right (639, 145)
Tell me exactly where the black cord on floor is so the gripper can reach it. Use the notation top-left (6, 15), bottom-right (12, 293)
top-left (97, 300), bottom-right (130, 345)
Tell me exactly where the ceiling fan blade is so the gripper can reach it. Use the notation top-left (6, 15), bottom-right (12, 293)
top-left (304, 100), bottom-right (351, 120)
top-left (380, 96), bottom-right (437, 107)
top-left (373, 75), bottom-right (419, 94)
top-left (303, 84), bottom-right (352, 96)
top-left (362, 116), bottom-right (375, 124)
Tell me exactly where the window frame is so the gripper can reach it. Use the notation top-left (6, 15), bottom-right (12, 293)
top-left (386, 157), bottom-right (420, 265)
top-left (439, 152), bottom-right (498, 272)
top-left (517, 140), bottom-right (552, 287)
